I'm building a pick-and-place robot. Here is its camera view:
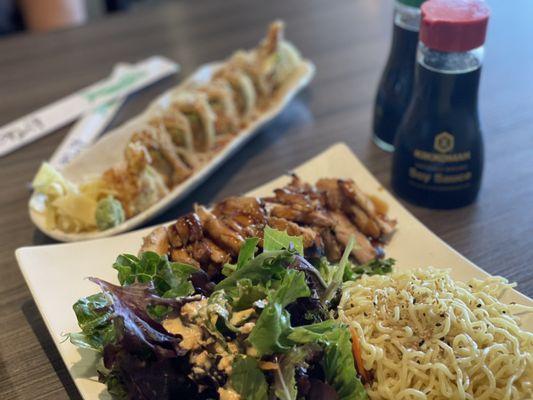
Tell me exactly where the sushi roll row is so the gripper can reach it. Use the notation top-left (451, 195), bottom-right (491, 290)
top-left (103, 21), bottom-right (304, 220)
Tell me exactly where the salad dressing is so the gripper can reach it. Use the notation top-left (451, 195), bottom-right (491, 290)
top-left (218, 387), bottom-right (241, 400)
top-left (229, 308), bottom-right (255, 325)
top-left (162, 317), bottom-right (203, 351)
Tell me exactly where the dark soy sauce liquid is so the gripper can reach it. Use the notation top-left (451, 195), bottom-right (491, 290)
top-left (391, 64), bottom-right (483, 209)
top-left (373, 24), bottom-right (419, 149)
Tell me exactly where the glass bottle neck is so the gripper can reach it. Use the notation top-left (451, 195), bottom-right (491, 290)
top-left (388, 3), bottom-right (421, 64)
top-left (417, 43), bottom-right (484, 74)
top-left (411, 43), bottom-right (484, 113)
top-left (394, 1), bottom-right (421, 32)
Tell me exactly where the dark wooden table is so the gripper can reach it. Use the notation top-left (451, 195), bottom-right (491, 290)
top-left (1, 0), bottom-right (532, 398)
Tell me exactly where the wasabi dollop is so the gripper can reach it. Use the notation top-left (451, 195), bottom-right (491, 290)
top-left (95, 196), bottom-right (125, 231)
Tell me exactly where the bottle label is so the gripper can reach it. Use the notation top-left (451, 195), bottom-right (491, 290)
top-left (409, 131), bottom-right (473, 190)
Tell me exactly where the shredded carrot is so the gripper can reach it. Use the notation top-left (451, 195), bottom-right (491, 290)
top-left (258, 361), bottom-right (279, 371)
top-left (350, 327), bottom-right (370, 383)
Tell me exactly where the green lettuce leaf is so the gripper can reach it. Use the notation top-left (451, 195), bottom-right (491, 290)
top-left (263, 226), bottom-right (304, 255)
top-left (69, 292), bottom-right (116, 351)
top-left (248, 304), bottom-right (293, 356)
top-left (274, 344), bottom-right (319, 400)
top-left (103, 371), bottom-right (128, 399)
top-left (270, 268), bottom-right (311, 307)
top-left (235, 237), bottom-right (259, 270)
top-left (286, 320), bottom-right (339, 344)
top-left (227, 278), bottom-right (267, 311)
top-left (113, 252), bottom-right (197, 298)
top-left (287, 322), bottom-right (367, 400)
top-left (215, 250), bottom-right (293, 291)
top-left (205, 290), bottom-right (240, 339)
top-left (222, 237), bottom-right (259, 277)
top-left (323, 329), bottom-right (367, 400)
top-left (322, 236), bottom-right (355, 302)
top-left (230, 356), bottom-right (268, 400)
top-left (248, 270), bottom-right (310, 356)
top-left (344, 257), bottom-right (395, 281)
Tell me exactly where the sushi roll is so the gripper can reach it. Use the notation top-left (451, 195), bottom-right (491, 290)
top-left (130, 123), bottom-right (192, 186)
top-left (170, 91), bottom-right (216, 152)
top-left (226, 21), bottom-right (302, 107)
top-left (213, 67), bottom-right (257, 122)
top-left (195, 80), bottom-right (239, 136)
top-left (256, 20), bottom-right (302, 91)
top-left (102, 142), bottom-right (169, 218)
top-left (149, 107), bottom-right (194, 151)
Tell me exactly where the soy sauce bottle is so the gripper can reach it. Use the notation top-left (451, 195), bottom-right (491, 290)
top-left (391, 0), bottom-right (490, 209)
top-left (372, 0), bottom-right (426, 152)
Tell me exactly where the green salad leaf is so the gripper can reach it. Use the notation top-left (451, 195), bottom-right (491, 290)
top-left (248, 269), bottom-right (310, 356)
top-left (271, 268), bottom-right (311, 307)
top-left (205, 290), bottom-right (241, 339)
top-left (222, 237), bottom-right (259, 277)
top-left (69, 293), bottom-right (116, 351)
top-left (274, 344), bottom-right (319, 400)
top-left (235, 237), bottom-right (260, 270)
top-left (323, 329), bottom-right (368, 400)
top-left (344, 257), bottom-right (395, 281)
top-left (230, 356), bottom-right (268, 400)
top-left (322, 236), bottom-right (355, 302)
top-left (227, 278), bottom-right (267, 311)
top-left (288, 322), bottom-right (367, 400)
top-left (263, 226), bottom-right (304, 255)
top-left (69, 227), bottom-right (379, 400)
top-left (215, 250), bottom-right (292, 291)
top-left (286, 319), bottom-right (339, 344)
top-left (248, 303), bottom-right (293, 356)
top-left (113, 252), bottom-right (197, 298)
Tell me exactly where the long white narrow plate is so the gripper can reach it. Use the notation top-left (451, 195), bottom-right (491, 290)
top-left (29, 60), bottom-right (315, 242)
top-left (16, 143), bottom-right (532, 400)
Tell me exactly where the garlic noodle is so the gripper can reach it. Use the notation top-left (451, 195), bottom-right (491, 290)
top-left (339, 268), bottom-right (533, 400)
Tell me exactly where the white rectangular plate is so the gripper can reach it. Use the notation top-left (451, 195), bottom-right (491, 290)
top-left (29, 60), bottom-right (315, 242)
top-left (16, 143), bottom-right (532, 400)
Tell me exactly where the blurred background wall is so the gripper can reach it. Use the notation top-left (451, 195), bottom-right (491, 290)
top-left (0, 0), bottom-right (164, 35)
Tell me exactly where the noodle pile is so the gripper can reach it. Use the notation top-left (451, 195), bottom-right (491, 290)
top-left (339, 268), bottom-right (533, 400)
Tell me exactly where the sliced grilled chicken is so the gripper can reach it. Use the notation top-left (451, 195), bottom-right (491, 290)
top-left (140, 226), bottom-right (170, 256)
top-left (318, 227), bottom-right (343, 262)
top-left (328, 211), bottom-right (376, 264)
top-left (315, 178), bottom-right (344, 210)
top-left (345, 204), bottom-right (381, 239)
top-left (168, 213), bottom-right (204, 248)
top-left (267, 216), bottom-right (321, 249)
top-left (338, 179), bottom-right (396, 237)
top-left (267, 203), bottom-right (332, 227)
top-left (195, 205), bottom-right (245, 255)
top-left (213, 197), bottom-right (266, 226)
top-left (212, 197), bottom-right (266, 239)
top-left (141, 175), bottom-right (396, 278)
top-left (317, 177), bottom-right (381, 238)
top-left (316, 178), bottom-right (396, 239)
top-left (171, 248), bottom-right (200, 268)
top-left (189, 238), bottom-right (231, 267)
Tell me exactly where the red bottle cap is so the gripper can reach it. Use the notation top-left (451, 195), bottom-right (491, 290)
top-left (420, 0), bottom-right (490, 52)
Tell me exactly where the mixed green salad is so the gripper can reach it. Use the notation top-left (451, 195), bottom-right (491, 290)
top-left (69, 228), bottom-right (393, 399)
